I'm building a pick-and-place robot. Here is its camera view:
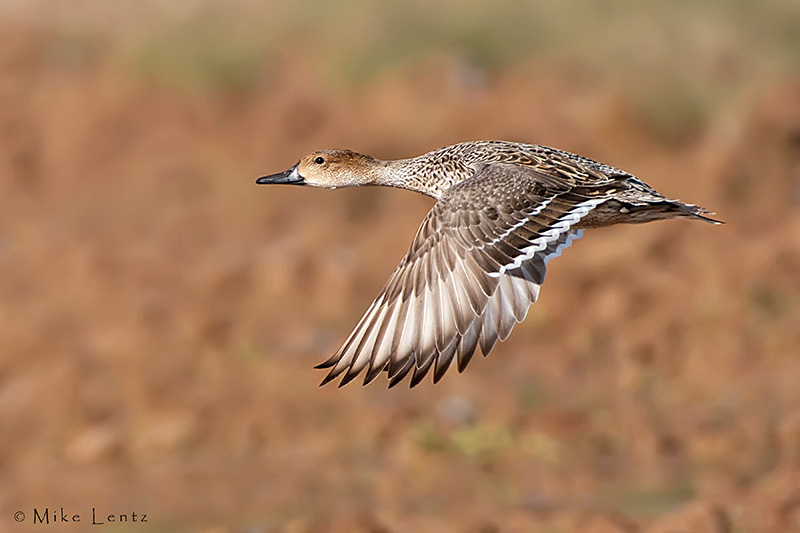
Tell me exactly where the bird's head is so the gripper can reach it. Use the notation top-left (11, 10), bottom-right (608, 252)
top-left (256, 149), bottom-right (380, 189)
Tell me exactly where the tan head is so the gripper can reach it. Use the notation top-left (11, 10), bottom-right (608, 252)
top-left (256, 150), bottom-right (380, 189)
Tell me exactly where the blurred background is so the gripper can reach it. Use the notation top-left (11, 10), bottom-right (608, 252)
top-left (1, 1), bottom-right (799, 531)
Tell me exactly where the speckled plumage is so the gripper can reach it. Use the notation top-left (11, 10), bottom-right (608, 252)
top-left (257, 140), bottom-right (720, 388)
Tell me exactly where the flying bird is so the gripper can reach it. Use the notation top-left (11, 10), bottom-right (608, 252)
top-left (256, 141), bottom-right (720, 388)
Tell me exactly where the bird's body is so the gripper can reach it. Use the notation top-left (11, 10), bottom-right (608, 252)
top-left (257, 141), bottom-right (720, 388)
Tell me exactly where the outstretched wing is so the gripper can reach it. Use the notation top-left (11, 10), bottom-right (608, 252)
top-left (316, 163), bottom-right (614, 387)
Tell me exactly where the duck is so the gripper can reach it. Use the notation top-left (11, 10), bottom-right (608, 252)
top-left (256, 140), bottom-right (720, 388)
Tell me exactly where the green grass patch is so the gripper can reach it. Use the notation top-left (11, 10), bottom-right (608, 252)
top-left (609, 480), bottom-right (696, 518)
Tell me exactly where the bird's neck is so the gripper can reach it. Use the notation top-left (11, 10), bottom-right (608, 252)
top-left (371, 157), bottom-right (469, 199)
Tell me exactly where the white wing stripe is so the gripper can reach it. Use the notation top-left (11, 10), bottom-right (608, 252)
top-left (489, 199), bottom-right (604, 277)
top-left (482, 196), bottom-right (555, 248)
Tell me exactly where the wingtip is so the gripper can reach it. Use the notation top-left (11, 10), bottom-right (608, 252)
top-left (337, 370), bottom-right (361, 388)
top-left (409, 369), bottom-right (428, 388)
top-left (314, 357), bottom-right (338, 370)
top-left (387, 376), bottom-right (403, 389)
top-left (387, 358), bottom-right (415, 388)
top-left (362, 366), bottom-right (384, 386)
top-left (318, 372), bottom-right (338, 387)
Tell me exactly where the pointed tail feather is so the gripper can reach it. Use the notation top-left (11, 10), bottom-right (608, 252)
top-left (674, 202), bottom-right (724, 225)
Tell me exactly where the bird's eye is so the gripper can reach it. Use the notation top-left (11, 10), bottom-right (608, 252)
top-left (314, 156), bottom-right (325, 164)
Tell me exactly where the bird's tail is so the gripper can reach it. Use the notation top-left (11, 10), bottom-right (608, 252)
top-left (654, 201), bottom-right (723, 225)
top-left (575, 199), bottom-right (723, 229)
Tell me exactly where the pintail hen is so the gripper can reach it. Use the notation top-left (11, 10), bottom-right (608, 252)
top-left (257, 140), bottom-right (720, 388)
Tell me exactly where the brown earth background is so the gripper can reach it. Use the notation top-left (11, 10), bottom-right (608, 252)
top-left (1, 1), bottom-right (800, 532)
